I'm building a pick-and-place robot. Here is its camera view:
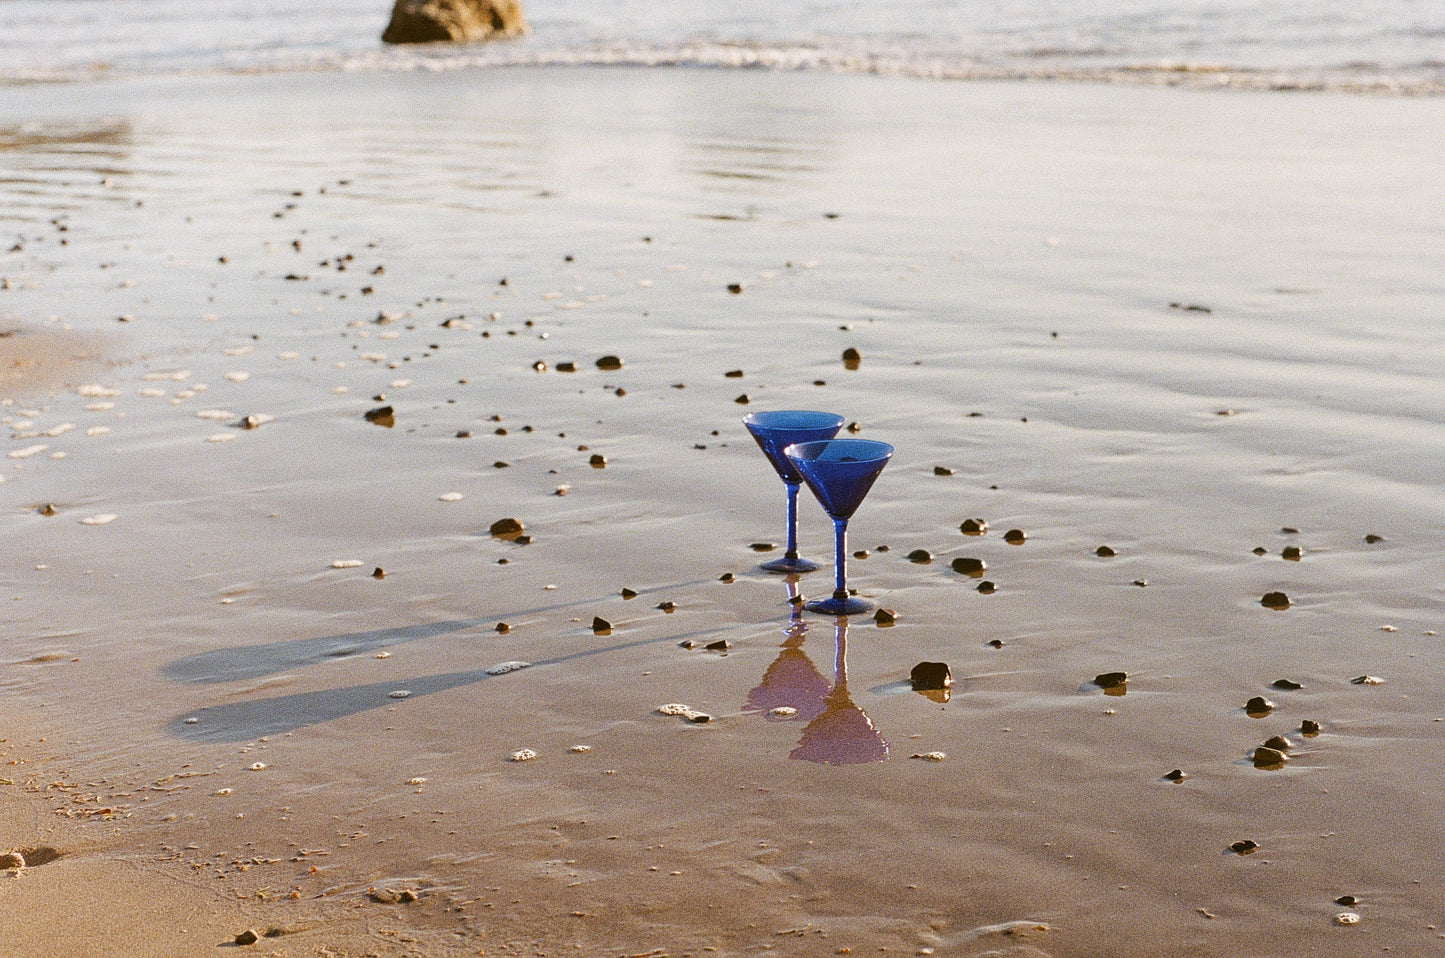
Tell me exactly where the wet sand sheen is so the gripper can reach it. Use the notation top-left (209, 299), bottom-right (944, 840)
top-left (2, 67), bottom-right (1445, 956)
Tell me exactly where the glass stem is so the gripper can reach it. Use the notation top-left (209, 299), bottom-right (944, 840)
top-left (783, 481), bottom-right (802, 560)
top-left (832, 517), bottom-right (849, 601)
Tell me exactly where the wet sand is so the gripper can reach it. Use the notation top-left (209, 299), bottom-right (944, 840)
top-left (3, 67), bottom-right (1445, 956)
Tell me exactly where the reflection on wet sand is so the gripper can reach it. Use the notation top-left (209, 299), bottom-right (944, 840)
top-left (745, 581), bottom-right (889, 764)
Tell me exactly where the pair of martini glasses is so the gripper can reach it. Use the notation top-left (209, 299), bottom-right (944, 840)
top-left (743, 410), bottom-right (893, 616)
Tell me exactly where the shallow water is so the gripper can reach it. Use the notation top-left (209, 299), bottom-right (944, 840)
top-left (3, 67), bottom-right (1445, 955)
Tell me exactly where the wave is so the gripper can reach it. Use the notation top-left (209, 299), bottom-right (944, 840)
top-left (5, 39), bottom-right (1445, 96)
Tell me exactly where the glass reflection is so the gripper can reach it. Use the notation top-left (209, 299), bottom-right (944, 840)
top-left (789, 616), bottom-right (889, 766)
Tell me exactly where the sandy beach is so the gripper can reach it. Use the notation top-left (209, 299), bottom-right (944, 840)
top-left (4, 66), bottom-right (1445, 956)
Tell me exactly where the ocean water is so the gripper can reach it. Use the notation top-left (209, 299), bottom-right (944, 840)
top-left (0, 0), bottom-right (1442, 93)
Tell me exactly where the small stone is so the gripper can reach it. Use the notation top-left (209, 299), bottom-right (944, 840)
top-left (976, 580), bottom-right (997, 594)
top-left (933, 466), bottom-right (954, 476)
top-left (235, 930), bottom-right (260, 946)
top-left (1350, 674), bottom-right (1384, 685)
top-left (1271, 678), bottom-right (1303, 690)
top-left (718, 572), bottom-right (735, 583)
top-left (1364, 534), bottom-right (1385, 544)
top-left (768, 707), bottom-right (797, 718)
top-left (841, 347), bottom-right (861, 369)
top-left (364, 405), bottom-right (394, 427)
top-left (1003, 529), bottom-right (1027, 544)
top-left (1281, 526), bottom-right (1300, 534)
top-left (910, 662), bottom-right (952, 691)
top-left (1263, 735), bottom-right (1292, 752)
top-left (750, 542), bottom-right (776, 553)
top-left (1163, 769), bottom-right (1186, 783)
top-left (1334, 912), bottom-right (1361, 926)
top-left (589, 453), bottom-right (607, 468)
top-left (388, 690), bottom-right (410, 699)
top-left (987, 639), bottom-right (1004, 648)
top-left (657, 703), bottom-right (711, 723)
top-left (1260, 591), bottom-right (1290, 610)
top-left (959, 518), bottom-right (987, 536)
top-left (489, 517), bottom-right (524, 540)
top-left (705, 639), bottom-right (730, 652)
top-left (1093, 671), bottom-right (1128, 690)
top-left (873, 608), bottom-right (897, 626)
top-left (531, 360), bottom-right (547, 372)
top-left (556, 361), bottom-right (577, 372)
top-left (1253, 746), bottom-right (1287, 767)
top-left (592, 616), bottom-right (612, 634)
top-left (1244, 696), bottom-right (1275, 716)
top-left (1095, 545), bottom-right (1116, 557)
top-left (910, 751), bottom-right (947, 762)
top-left (1229, 839), bottom-right (1258, 855)
top-left (620, 587), bottom-right (637, 598)
top-left (595, 355), bottom-right (623, 370)
top-left (657, 601), bottom-right (675, 612)
top-left (1282, 545), bottom-right (1302, 561)
top-left (39, 503), bottom-right (57, 516)
top-left (1335, 895), bottom-right (1358, 907)
top-left (734, 393), bottom-right (750, 404)
top-left (485, 661), bottom-right (530, 675)
top-left (509, 749), bottom-right (537, 762)
top-left (906, 548), bottom-right (932, 564)
top-left (1300, 719), bottom-right (1321, 735)
top-left (727, 283), bottom-right (743, 294)
top-left (950, 557), bottom-right (986, 577)
top-left (1252, 546), bottom-right (1268, 555)
top-left (678, 640), bottom-right (695, 649)
top-left (372, 567), bottom-right (385, 579)
top-left (724, 369), bottom-right (744, 378)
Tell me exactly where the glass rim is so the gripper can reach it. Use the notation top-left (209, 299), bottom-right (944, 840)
top-left (742, 409), bottom-right (847, 429)
top-left (783, 438), bottom-right (894, 462)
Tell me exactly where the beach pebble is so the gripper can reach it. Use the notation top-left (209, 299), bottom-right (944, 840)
top-left (1271, 678), bottom-right (1303, 690)
top-left (1263, 735), bottom-right (1292, 752)
top-left (976, 580), bottom-right (997, 594)
top-left (589, 453), bottom-right (607, 467)
top-left (1163, 769), bottom-right (1186, 783)
top-left (495, 622), bottom-right (510, 633)
top-left (750, 542), bottom-right (776, 553)
top-left (910, 662), bottom-right (952, 691)
top-left (1260, 591), bottom-right (1291, 609)
top-left (1301, 719), bottom-right (1322, 735)
top-left (1335, 895), bottom-right (1358, 907)
top-left (1093, 671), bottom-right (1128, 690)
top-left (1282, 545), bottom-right (1302, 561)
top-left (330, 559), bottom-right (363, 568)
top-left (841, 347), bottom-right (861, 369)
top-left (705, 639), bottom-right (730, 652)
top-left (592, 616), bottom-right (612, 634)
top-left (80, 514), bottom-right (118, 526)
top-left (1245, 696), bottom-right (1275, 716)
top-left (485, 661), bottom-right (530, 675)
top-left (234, 929), bottom-right (260, 946)
top-left (509, 748), bottom-right (537, 762)
top-left (569, 745), bottom-right (593, 753)
top-left (1253, 746), bottom-right (1287, 767)
top-left (951, 557), bottom-right (986, 577)
top-left (248, 762), bottom-right (267, 771)
top-left (1334, 912), bottom-right (1361, 926)
top-left (1003, 529), bottom-right (1028, 544)
top-left (388, 690), bottom-right (410, 699)
top-left (910, 751), bottom-right (947, 762)
top-left (657, 601), bottom-right (675, 612)
top-left (906, 549), bottom-right (932, 564)
top-left (933, 466), bottom-right (954, 476)
top-left (595, 355), bottom-right (623, 370)
top-left (959, 518), bottom-right (988, 535)
top-left (489, 517), bottom-right (524, 539)
top-left (1229, 839), bottom-right (1258, 855)
top-left (364, 405), bottom-right (394, 427)
top-left (657, 703), bottom-right (711, 723)
top-left (768, 707), bottom-right (797, 718)
top-left (1350, 675), bottom-right (1384, 685)
top-left (1095, 545), bottom-right (1116, 557)
top-left (873, 608), bottom-right (897, 626)
top-left (437, 492), bottom-right (463, 502)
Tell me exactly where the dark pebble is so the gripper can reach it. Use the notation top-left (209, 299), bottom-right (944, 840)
top-left (1364, 533), bottom-right (1385, 543)
top-left (719, 573), bottom-right (735, 583)
top-left (1253, 745), bottom-right (1288, 767)
top-left (906, 548), bottom-right (932, 564)
top-left (1300, 719), bottom-right (1321, 735)
top-left (910, 661), bottom-right (952, 691)
top-left (1095, 545), bottom-right (1116, 557)
top-left (657, 601), bottom-right (675, 612)
top-left (455, 430), bottom-right (472, 438)
top-left (976, 580), bottom-right (997, 594)
top-left (496, 622), bottom-right (510, 633)
top-left (842, 347), bottom-right (861, 370)
top-left (734, 394), bottom-right (750, 404)
top-left (933, 466), bottom-right (954, 476)
top-left (591, 616), bottom-right (612, 634)
top-left (724, 369), bottom-right (744, 378)
top-left (39, 504), bottom-right (56, 516)
top-left (678, 640), bottom-right (694, 649)
top-left (235, 930), bottom-right (260, 946)
top-left (727, 283), bottom-right (743, 294)
top-left (1252, 546), bottom-right (1268, 555)
top-left (1281, 526), bottom-right (1299, 534)
top-left (1093, 671), bottom-right (1128, 690)
top-left (1271, 678), bottom-right (1303, 690)
top-left (951, 557), bottom-right (986, 577)
top-left (1282, 545), bottom-right (1302, 561)
top-left (959, 518), bottom-right (987, 535)
top-left (488, 517), bottom-right (525, 539)
top-left (1132, 580), bottom-right (1148, 587)
top-left (532, 360), bottom-right (547, 372)
top-left (853, 549), bottom-right (869, 559)
top-left (371, 567), bottom-right (385, 579)
top-left (1335, 895), bottom-right (1358, 907)
top-left (1230, 840), bottom-right (1258, 854)
top-left (364, 405), bottom-right (395, 427)
top-left (1263, 735), bottom-right (1292, 752)
top-left (705, 639), bottom-right (730, 652)
top-left (1163, 769), bottom-right (1186, 783)
top-left (596, 355), bottom-right (623, 370)
top-left (750, 542), bottom-right (776, 553)
top-left (1260, 591), bottom-right (1290, 610)
top-left (873, 608), bottom-right (897, 626)
top-left (620, 588), bottom-right (637, 598)
top-left (1244, 696), bottom-right (1275, 716)
top-left (1003, 529), bottom-right (1027, 544)
top-left (589, 454), bottom-right (607, 468)
top-left (987, 639), bottom-right (1004, 648)
top-left (556, 361), bottom-right (577, 372)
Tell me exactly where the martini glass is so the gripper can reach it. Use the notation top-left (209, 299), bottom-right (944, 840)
top-left (743, 410), bottom-right (846, 573)
top-left (785, 438), bottom-right (893, 615)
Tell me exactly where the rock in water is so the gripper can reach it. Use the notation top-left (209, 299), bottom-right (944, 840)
top-left (381, 0), bottom-right (527, 44)
top-left (910, 661), bottom-right (952, 691)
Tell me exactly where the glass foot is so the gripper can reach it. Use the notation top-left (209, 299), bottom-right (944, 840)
top-left (760, 555), bottom-right (822, 574)
top-left (804, 594), bottom-right (873, 615)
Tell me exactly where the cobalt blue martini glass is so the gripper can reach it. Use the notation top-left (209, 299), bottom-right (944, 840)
top-left (743, 410), bottom-right (846, 573)
top-left (784, 438), bottom-right (893, 615)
